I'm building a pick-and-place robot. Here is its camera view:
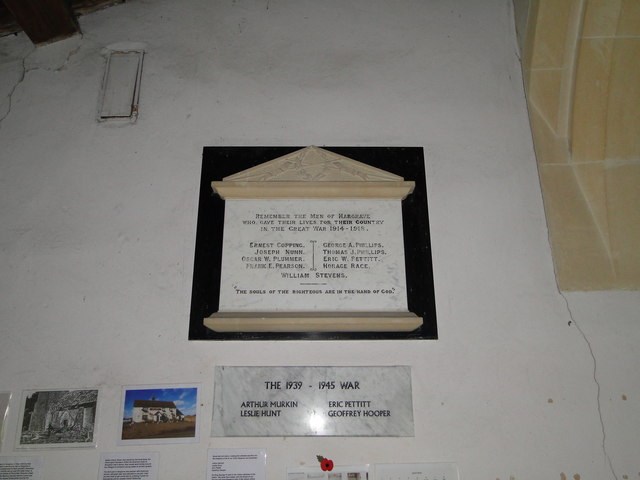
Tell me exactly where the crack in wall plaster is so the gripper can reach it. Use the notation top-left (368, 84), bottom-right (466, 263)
top-left (0, 37), bottom-right (82, 129)
top-left (560, 292), bottom-right (619, 480)
top-left (55, 44), bottom-right (82, 72)
top-left (0, 54), bottom-right (30, 128)
top-left (539, 137), bottom-right (621, 479)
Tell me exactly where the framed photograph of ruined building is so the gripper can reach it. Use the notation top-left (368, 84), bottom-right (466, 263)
top-left (189, 147), bottom-right (436, 340)
top-left (15, 388), bottom-right (99, 449)
top-left (118, 384), bottom-right (200, 445)
top-left (0, 391), bottom-right (10, 450)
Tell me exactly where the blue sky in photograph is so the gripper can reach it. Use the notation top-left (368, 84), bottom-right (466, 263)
top-left (123, 387), bottom-right (198, 418)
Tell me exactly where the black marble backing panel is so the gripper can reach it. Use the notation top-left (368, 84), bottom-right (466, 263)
top-left (189, 146), bottom-right (437, 340)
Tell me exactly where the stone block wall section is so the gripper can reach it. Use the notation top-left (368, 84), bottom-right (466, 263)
top-left (514, 0), bottom-right (640, 290)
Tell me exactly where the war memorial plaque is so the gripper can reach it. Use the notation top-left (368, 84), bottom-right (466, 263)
top-left (218, 199), bottom-right (407, 313)
top-left (211, 366), bottom-right (413, 437)
top-left (189, 147), bottom-right (436, 340)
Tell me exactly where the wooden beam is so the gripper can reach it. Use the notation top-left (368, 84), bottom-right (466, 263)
top-left (0, 3), bottom-right (21, 36)
top-left (2, 0), bottom-right (79, 44)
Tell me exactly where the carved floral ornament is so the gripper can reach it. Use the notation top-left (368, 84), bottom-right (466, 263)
top-left (211, 146), bottom-right (415, 199)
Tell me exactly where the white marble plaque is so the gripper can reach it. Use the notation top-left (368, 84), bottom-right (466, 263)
top-left (211, 366), bottom-right (413, 437)
top-left (218, 199), bottom-right (407, 312)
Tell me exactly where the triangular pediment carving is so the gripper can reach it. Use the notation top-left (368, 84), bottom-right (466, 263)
top-left (224, 146), bottom-right (404, 182)
top-left (212, 146), bottom-right (415, 199)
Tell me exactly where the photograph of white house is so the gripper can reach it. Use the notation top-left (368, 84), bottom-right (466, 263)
top-left (132, 398), bottom-right (185, 423)
top-left (120, 385), bottom-right (199, 445)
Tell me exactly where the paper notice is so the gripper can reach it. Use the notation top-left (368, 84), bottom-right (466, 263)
top-left (207, 448), bottom-right (266, 480)
top-left (0, 456), bottom-right (43, 480)
top-left (98, 452), bottom-right (159, 480)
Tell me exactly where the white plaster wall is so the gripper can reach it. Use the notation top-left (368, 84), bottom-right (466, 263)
top-left (0, 1), bottom-right (638, 479)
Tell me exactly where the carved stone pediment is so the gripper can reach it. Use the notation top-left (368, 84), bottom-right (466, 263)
top-left (212, 146), bottom-right (415, 199)
top-left (224, 146), bottom-right (403, 182)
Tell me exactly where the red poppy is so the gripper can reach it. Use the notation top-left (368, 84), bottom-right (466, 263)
top-left (317, 456), bottom-right (334, 471)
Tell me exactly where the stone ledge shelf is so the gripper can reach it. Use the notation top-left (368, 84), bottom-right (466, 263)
top-left (205, 311), bottom-right (423, 332)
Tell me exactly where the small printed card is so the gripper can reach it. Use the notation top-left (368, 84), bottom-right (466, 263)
top-left (0, 456), bottom-right (43, 480)
top-left (98, 452), bottom-right (159, 480)
top-left (208, 448), bottom-right (266, 480)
